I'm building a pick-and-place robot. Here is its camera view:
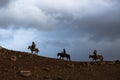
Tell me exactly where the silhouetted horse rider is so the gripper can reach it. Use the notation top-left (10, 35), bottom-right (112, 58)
top-left (93, 50), bottom-right (98, 58)
top-left (31, 41), bottom-right (36, 49)
top-left (63, 48), bottom-right (66, 55)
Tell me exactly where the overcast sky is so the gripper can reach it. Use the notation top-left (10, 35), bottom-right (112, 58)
top-left (0, 0), bottom-right (120, 61)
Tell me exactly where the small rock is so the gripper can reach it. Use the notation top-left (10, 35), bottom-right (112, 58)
top-left (86, 63), bottom-right (91, 67)
top-left (11, 65), bottom-right (17, 69)
top-left (108, 62), bottom-right (115, 65)
top-left (42, 67), bottom-right (50, 71)
top-left (90, 62), bottom-right (97, 65)
top-left (81, 63), bottom-right (86, 66)
top-left (18, 55), bottom-right (22, 58)
top-left (99, 62), bottom-right (106, 65)
top-left (89, 68), bottom-right (93, 72)
top-left (44, 75), bottom-right (52, 80)
top-left (79, 65), bottom-right (82, 68)
top-left (67, 64), bottom-right (74, 68)
top-left (54, 76), bottom-right (63, 80)
top-left (19, 70), bottom-right (32, 77)
top-left (10, 56), bottom-right (17, 61)
top-left (44, 79), bottom-right (53, 80)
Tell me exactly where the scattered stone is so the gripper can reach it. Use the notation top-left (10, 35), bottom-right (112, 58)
top-left (108, 62), bottom-right (115, 65)
top-left (44, 79), bottom-right (53, 80)
top-left (88, 68), bottom-right (93, 72)
top-left (10, 56), bottom-right (17, 61)
top-left (54, 76), bottom-right (63, 80)
top-left (4, 68), bottom-right (9, 72)
top-left (86, 63), bottom-right (91, 67)
top-left (19, 70), bottom-right (32, 77)
top-left (11, 65), bottom-right (17, 69)
top-left (42, 67), bottom-right (50, 72)
top-left (44, 75), bottom-right (52, 80)
top-left (67, 64), bottom-right (75, 68)
top-left (98, 62), bottom-right (106, 65)
top-left (79, 65), bottom-right (82, 68)
top-left (18, 55), bottom-right (22, 58)
top-left (81, 63), bottom-right (87, 66)
top-left (90, 62), bottom-right (98, 65)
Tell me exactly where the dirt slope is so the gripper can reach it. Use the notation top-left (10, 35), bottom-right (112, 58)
top-left (0, 48), bottom-right (120, 80)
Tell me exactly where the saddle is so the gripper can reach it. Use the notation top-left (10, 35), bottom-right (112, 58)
top-left (62, 53), bottom-right (66, 56)
top-left (94, 54), bottom-right (98, 59)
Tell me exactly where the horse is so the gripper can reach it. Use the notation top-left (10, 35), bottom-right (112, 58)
top-left (89, 54), bottom-right (103, 62)
top-left (57, 53), bottom-right (71, 61)
top-left (28, 46), bottom-right (39, 55)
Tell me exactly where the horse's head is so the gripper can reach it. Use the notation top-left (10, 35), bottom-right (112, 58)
top-left (28, 46), bottom-right (31, 49)
top-left (89, 55), bottom-right (92, 58)
top-left (57, 53), bottom-right (60, 57)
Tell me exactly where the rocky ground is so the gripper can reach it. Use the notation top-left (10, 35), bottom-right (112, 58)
top-left (0, 48), bottom-right (120, 80)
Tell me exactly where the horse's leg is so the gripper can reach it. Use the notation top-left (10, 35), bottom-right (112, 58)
top-left (93, 59), bottom-right (96, 62)
top-left (31, 51), bottom-right (33, 54)
top-left (62, 57), bottom-right (64, 60)
top-left (97, 56), bottom-right (101, 61)
top-left (69, 55), bottom-right (71, 61)
top-left (101, 56), bottom-right (103, 61)
top-left (68, 57), bottom-right (70, 61)
top-left (61, 57), bottom-right (63, 59)
top-left (66, 57), bottom-right (68, 61)
top-left (66, 57), bottom-right (69, 61)
top-left (35, 49), bottom-right (38, 55)
top-left (100, 56), bottom-right (103, 61)
top-left (68, 57), bottom-right (69, 61)
top-left (34, 50), bottom-right (36, 54)
top-left (32, 51), bottom-right (34, 54)
top-left (60, 56), bottom-right (61, 59)
top-left (35, 51), bottom-right (37, 55)
top-left (36, 52), bottom-right (38, 55)
top-left (37, 50), bottom-right (39, 55)
top-left (33, 51), bottom-right (36, 54)
top-left (37, 51), bottom-right (39, 55)
top-left (95, 59), bottom-right (97, 62)
top-left (69, 57), bottom-right (70, 61)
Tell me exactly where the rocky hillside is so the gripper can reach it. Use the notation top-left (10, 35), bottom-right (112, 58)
top-left (0, 48), bottom-right (120, 80)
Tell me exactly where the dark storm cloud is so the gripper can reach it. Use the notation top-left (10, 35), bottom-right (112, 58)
top-left (1, 0), bottom-right (120, 34)
top-left (0, 0), bottom-right (11, 8)
top-left (0, 0), bottom-right (120, 61)
top-left (55, 1), bottom-right (120, 42)
top-left (0, 0), bottom-right (56, 31)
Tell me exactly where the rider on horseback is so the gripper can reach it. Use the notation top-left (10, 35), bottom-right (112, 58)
top-left (63, 48), bottom-right (66, 55)
top-left (93, 50), bottom-right (98, 58)
top-left (31, 41), bottom-right (36, 49)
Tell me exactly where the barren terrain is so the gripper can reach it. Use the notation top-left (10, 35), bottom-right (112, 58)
top-left (0, 48), bottom-right (120, 80)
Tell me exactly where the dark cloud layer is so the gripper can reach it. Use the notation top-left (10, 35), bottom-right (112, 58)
top-left (0, 0), bottom-right (11, 8)
top-left (0, 0), bottom-right (120, 61)
top-left (56, 3), bottom-right (120, 42)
